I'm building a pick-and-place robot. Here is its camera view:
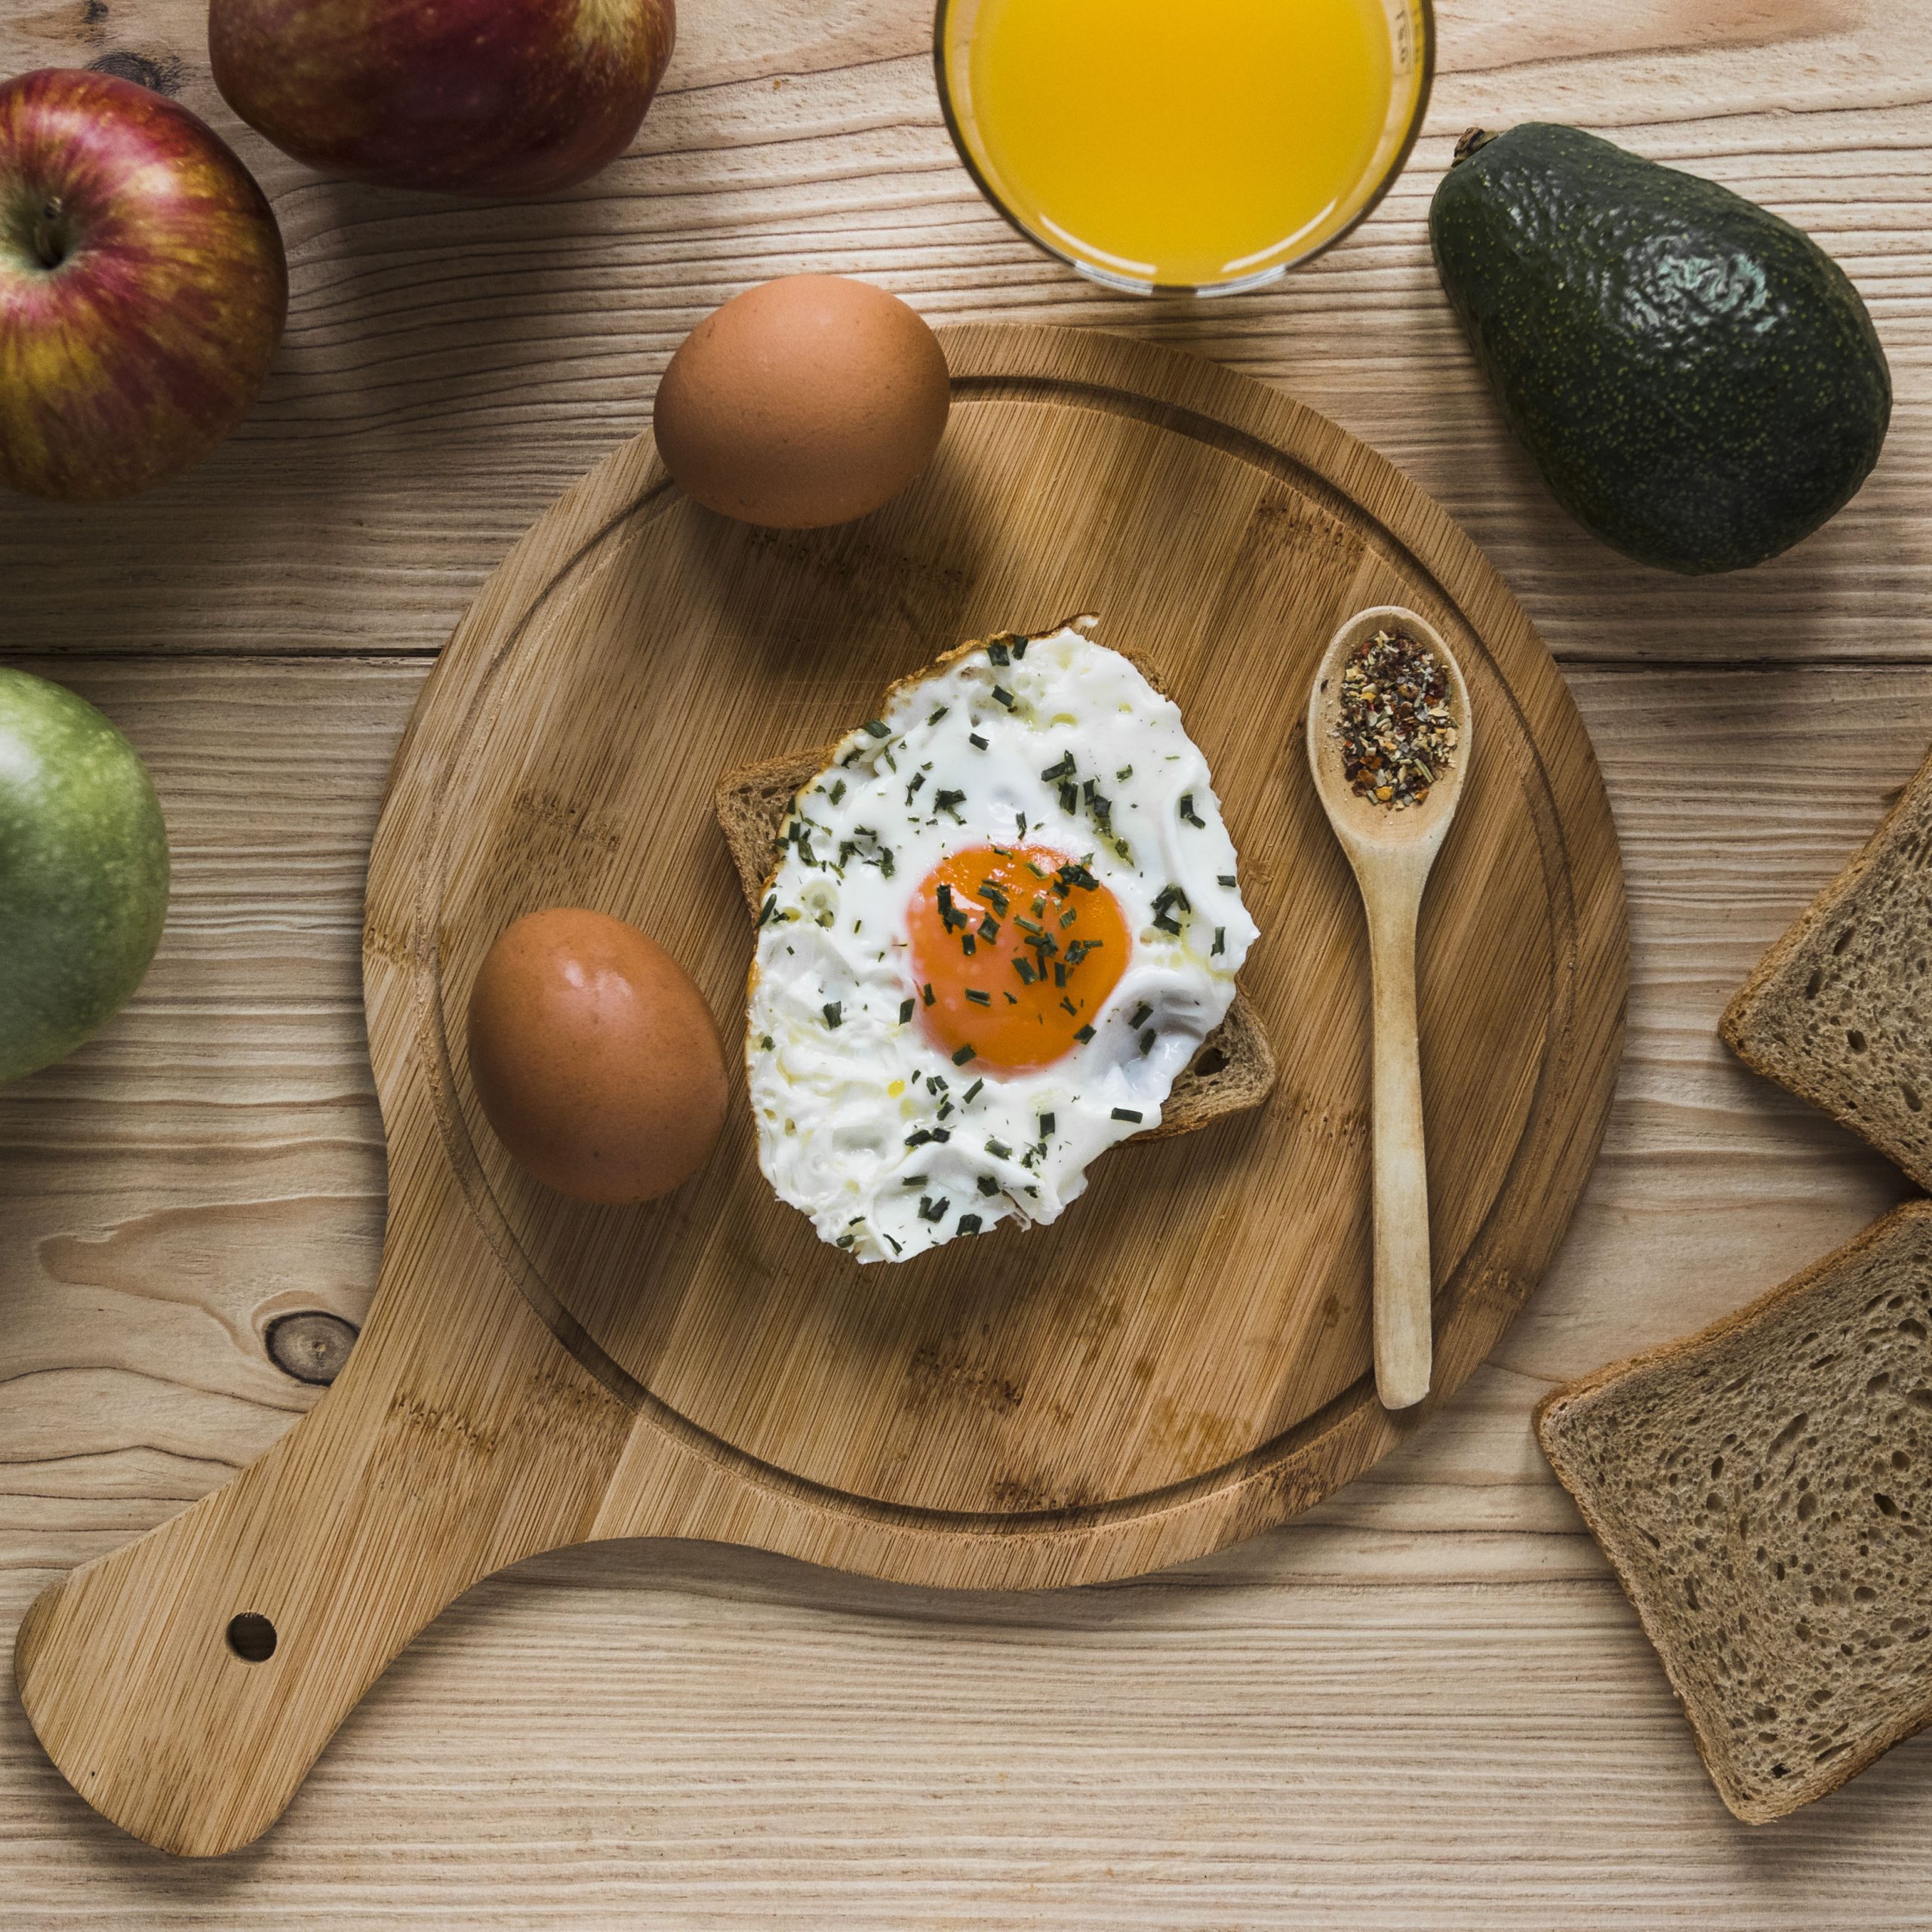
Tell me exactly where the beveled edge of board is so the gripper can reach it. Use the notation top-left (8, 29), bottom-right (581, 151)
top-left (358, 324), bottom-right (1630, 1586)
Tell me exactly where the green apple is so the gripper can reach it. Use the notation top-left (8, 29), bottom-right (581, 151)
top-left (0, 669), bottom-right (169, 1083)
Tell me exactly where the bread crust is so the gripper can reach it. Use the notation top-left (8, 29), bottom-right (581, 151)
top-left (1535, 1199), bottom-right (1932, 1823)
top-left (1719, 742), bottom-right (1932, 1187)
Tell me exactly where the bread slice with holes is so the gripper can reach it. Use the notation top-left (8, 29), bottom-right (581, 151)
top-left (712, 723), bottom-right (1275, 1143)
top-left (1537, 1201), bottom-right (1932, 1823)
top-left (1722, 747), bottom-right (1932, 1186)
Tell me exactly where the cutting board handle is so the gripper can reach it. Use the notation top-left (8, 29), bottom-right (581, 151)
top-left (11, 1189), bottom-right (635, 1857)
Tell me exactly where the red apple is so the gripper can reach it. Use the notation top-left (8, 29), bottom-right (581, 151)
top-left (0, 69), bottom-right (287, 503)
top-left (210, 0), bottom-right (677, 198)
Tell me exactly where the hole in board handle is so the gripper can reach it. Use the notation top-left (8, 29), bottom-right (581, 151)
top-left (226, 1613), bottom-right (277, 1663)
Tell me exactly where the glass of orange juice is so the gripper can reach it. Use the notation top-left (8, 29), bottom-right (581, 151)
top-left (935, 0), bottom-right (1433, 295)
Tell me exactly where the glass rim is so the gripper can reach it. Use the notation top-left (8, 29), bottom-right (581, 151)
top-left (931, 0), bottom-right (1438, 297)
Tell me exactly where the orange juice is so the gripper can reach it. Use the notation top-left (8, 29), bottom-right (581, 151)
top-left (941, 0), bottom-right (1426, 292)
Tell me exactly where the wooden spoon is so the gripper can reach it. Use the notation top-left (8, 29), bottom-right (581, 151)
top-left (1306, 605), bottom-right (1473, 1411)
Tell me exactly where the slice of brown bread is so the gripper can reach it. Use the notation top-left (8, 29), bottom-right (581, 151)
top-left (714, 744), bottom-right (1276, 1143)
top-left (1536, 1200), bottom-right (1932, 1823)
top-left (1721, 746), bottom-right (1932, 1188)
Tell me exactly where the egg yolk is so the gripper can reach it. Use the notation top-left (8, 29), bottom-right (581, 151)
top-left (906, 844), bottom-right (1131, 1073)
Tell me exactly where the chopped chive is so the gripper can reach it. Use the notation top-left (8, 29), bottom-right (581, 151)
top-left (1059, 781), bottom-right (1078, 814)
top-left (987, 640), bottom-right (1011, 666)
top-left (952, 1044), bottom-right (977, 1065)
top-left (1129, 1003), bottom-right (1152, 1028)
top-left (1039, 1111), bottom-right (1055, 1135)
top-left (829, 779), bottom-right (846, 804)
top-left (1060, 996), bottom-right (1077, 1016)
top-left (969, 733), bottom-right (989, 749)
top-left (992, 685), bottom-right (1016, 709)
top-left (1026, 860), bottom-right (1047, 879)
top-left (928, 705), bottom-right (949, 726)
top-left (906, 771), bottom-right (927, 799)
top-left (863, 718), bottom-right (890, 739)
top-left (1014, 957), bottom-right (1039, 986)
top-left (906, 1129), bottom-right (933, 1149)
top-left (835, 1233), bottom-right (855, 1249)
top-left (977, 1174), bottom-right (999, 1196)
top-left (1012, 636), bottom-right (1029, 658)
top-left (1217, 873), bottom-right (1237, 888)
top-left (934, 788), bottom-right (966, 820)
top-left (1116, 765), bottom-right (1133, 782)
top-left (963, 1078), bottom-right (983, 1103)
top-left (1060, 909), bottom-right (1077, 929)
top-left (937, 1102), bottom-right (954, 1120)
top-left (958, 1213), bottom-right (983, 1235)
top-left (986, 1138), bottom-right (1013, 1159)
top-left (1040, 752), bottom-right (1076, 781)
top-left (922, 983), bottom-right (935, 1006)
top-left (1112, 1107), bottom-right (1143, 1123)
top-left (885, 1234), bottom-right (903, 1255)
top-left (903, 1173), bottom-right (928, 1187)
top-left (1180, 793), bottom-right (1205, 827)
top-left (900, 998), bottom-right (915, 1023)
top-left (758, 894), bottom-right (778, 926)
top-left (918, 1196), bottom-right (949, 1223)
top-left (1054, 962), bottom-right (1068, 987)
top-left (980, 916), bottom-right (1001, 943)
top-left (932, 1127), bottom-right (951, 1142)
top-left (1212, 927), bottom-right (1226, 955)
top-left (823, 1001), bottom-right (842, 1029)
top-left (964, 989), bottom-right (991, 1007)
top-left (977, 881), bottom-right (1010, 914)
top-left (961, 932), bottom-right (977, 955)
top-left (1139, 1028), bottom-right (1155, 1055)
top-left (1075, 1023), bottom-right (1095, 1043)
top-left (759, 1034), bottom-right (774, 1051)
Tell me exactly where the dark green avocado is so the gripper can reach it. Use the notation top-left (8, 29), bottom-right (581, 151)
top-left (1429, 122), bottom-right (1891, 574)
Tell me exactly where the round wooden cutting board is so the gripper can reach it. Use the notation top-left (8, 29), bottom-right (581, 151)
top-left (16, 326), bottom-right (1626, 1857)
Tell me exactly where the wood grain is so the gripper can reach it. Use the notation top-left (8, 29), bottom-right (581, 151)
top-left (0, 2), bottom-right (1925, 665)
top-left (1, 651), bottom-right (1928, 1914)
top-left (3, 0), bottom-right (1931, 1915)
top-left (11, 326), bottom-right (1624, 1854)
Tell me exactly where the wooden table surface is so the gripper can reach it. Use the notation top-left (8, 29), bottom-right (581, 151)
top-left (4, 0), bottom-right (1929, 1922)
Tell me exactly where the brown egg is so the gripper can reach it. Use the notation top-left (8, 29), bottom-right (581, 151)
top-left (653, 274), bottom-right (950, 529)
top-left (466, 907), bottom-right (728, 1205)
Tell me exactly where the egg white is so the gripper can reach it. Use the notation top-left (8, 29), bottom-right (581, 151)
top-left (746, 623), bottom-right (1259, 1264)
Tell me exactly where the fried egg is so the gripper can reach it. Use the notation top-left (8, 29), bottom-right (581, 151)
top-left (746, 621), bottom-right (1258, 1263)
